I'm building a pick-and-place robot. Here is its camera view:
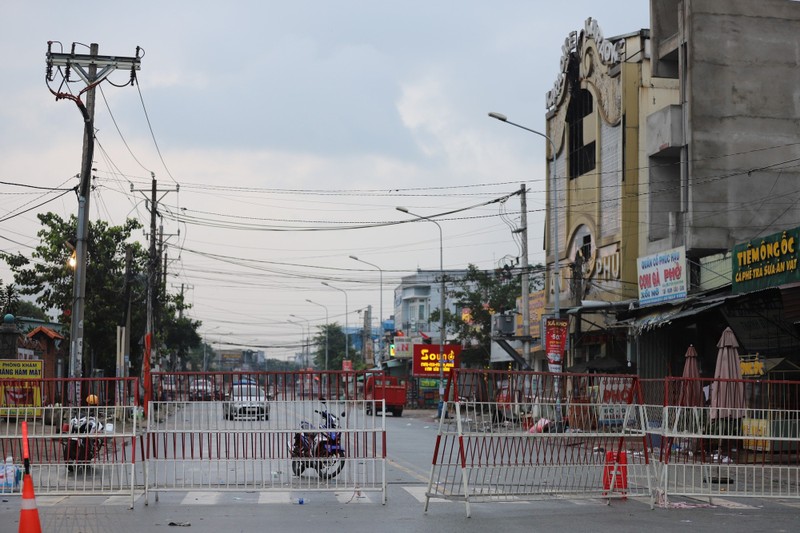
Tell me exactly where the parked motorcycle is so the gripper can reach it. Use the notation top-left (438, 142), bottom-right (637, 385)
top-left (61, 413), bottom-right (112, 472)
top-left (288, 403), bottom-right (346, 479)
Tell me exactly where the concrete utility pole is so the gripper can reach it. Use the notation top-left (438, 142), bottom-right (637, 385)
top-left (46, 42), bottom-right (141, 404)
top-left (519, 184), bottom-right (531, 368)
top-left (131, 174), bottom-right (177, 407)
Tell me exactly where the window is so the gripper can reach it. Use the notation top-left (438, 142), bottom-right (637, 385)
top-left (566, 82), bottom-right (596, 179)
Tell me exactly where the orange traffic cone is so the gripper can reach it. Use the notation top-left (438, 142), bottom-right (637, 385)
top-left (18, 473), bottom-right (41, 533)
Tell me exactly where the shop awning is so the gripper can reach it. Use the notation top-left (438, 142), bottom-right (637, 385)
top-left (631, 301), bottom-right (725, 334)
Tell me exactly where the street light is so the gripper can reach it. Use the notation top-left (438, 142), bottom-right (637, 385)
top-left (396, 206), bottom-right (447, 419)
top-left (349, 255), bottom-right (383, 365)
top-left (290, 314), bottom-right (311, 367)
top-left (287, 318), bottom-right (308, 368)
top-left (306, 299), bottom-right (329, 372)
top-left (488, 112), bottom-right (560, 319)
top-left (489, 111), bottom-right (563, 428)
top-left (322, 281), bottom-right (349, 362)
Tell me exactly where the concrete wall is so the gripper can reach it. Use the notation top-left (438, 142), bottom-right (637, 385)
top-left (685, 0), bottom-right (800, 252)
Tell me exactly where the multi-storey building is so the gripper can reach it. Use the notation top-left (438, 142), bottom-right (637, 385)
top-left (543, 1), bottom-right (800, 377)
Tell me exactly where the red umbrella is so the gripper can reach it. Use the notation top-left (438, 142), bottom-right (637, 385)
top-left (678, 345), bottom-right (703, 407)
top-left (710, 327), bottom-right (745, 420)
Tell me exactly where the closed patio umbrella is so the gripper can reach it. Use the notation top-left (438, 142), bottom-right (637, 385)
top-left (678, 345), bottom-right (703, 408)
top-left (710, 327), bottom-right (745, 421)
top-left (710, 327), bottom-right (745, 465)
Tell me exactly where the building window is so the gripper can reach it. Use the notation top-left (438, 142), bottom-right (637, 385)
top-left (418, 304), bottom-right (426, 321)
top-left (566, 86), bottom-right (596, 179)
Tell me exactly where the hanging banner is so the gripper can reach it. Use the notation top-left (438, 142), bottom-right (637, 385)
top-left (411, 344), bottom-right (462, 378)
top-left (545, 318), bottom-right (568, 372)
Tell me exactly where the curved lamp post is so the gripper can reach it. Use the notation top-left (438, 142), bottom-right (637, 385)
top-left (322, 281), bottom-right (349, 362)
top-left (306, 299), bottom-right (329, 372)
top-left (287, 318), bottom-right (307, 368)
top-left (289, 314), bottom-right (311, 367)
top-left (488, 112), bottom-right (560, 319)
top-left (489, 111), bottom-right (563, 427)
top-left (396, 206), bottom-right (447, 418)
top-left (350, 255), bottom-right (384, 364)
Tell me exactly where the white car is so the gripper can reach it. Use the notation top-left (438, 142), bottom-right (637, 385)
top-left (223, 384), bottom-right (270, 421)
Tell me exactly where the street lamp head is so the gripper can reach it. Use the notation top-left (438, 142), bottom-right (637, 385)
top-left (488, 112), bottom-right (508, 122)
top-left (396, 206), bottom-right (409, 214)
top-left (349, 255), bottom-right (359, 261)
top-left (321, 281), bottom-right (330, 287)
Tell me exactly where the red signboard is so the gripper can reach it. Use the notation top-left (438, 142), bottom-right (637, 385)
top-left (545, 318), bottom-right (568, 371)
top-left (412, 344), bottom-right (462, 378)
top-left (342, 359), bottom-right (353, 372)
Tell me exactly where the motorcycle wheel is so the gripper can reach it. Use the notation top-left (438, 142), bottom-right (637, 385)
top-left (316, 451), bottom-right (345, 479)
top-left (291, 459), bottom-right (305, 476)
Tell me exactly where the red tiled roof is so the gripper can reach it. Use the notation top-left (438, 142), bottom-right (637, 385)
top-left (27, 326), bottom-right (64, 341)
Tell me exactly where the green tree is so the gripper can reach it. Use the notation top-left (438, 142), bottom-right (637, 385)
top-left (161, 291), bottom-right (202, 371)
top-left (15, 300), bottom-right (48, 321)
top-left (1, 213), bottom-right (149, 376)
top-left (432, 263), bottom-right (544, 367)
top-left (0, 281), bottom-right (19, 316)
top-left (310, 323), bottom-right (365, 371)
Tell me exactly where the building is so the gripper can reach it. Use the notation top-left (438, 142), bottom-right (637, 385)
top-left (542, 1), bottom-right (800, 377)
top-left (392, 269), bottom-right (467, 341)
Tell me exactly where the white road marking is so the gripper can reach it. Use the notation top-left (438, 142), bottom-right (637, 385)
top-left (181, 491), bottom-right (220, 505)
top-left (336, 490), bottom-right (373, 504)
top-left (258, 491), bottom-right (293, 504)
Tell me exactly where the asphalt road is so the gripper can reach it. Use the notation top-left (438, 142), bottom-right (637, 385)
top-left (1, 409), bottom-right (799, 532)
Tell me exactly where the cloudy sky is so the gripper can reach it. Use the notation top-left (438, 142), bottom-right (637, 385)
top-left (0, 2), bottom-right (650, 360)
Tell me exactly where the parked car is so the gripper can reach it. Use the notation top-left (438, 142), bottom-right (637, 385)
top-left (188, 379), bottom-right (216, 401)
top-left (159, 374), bottom-right (178, 401)
top-left (223, 384), bottom-right (269, 421)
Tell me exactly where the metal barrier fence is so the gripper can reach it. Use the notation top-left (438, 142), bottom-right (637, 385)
top-left (145, 371), bottom-right (386, 504)
top-left (0, 378), bottom-right (139, 508)
top-left (425, 370), bottom-right (654, 517)
top-left (645, 376), bottom-right (800, 505)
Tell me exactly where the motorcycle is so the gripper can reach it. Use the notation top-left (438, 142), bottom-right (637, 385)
top-left (61, 413), bottom-right (112, 472)
top-left (288, 403), bottom-right (346, 479)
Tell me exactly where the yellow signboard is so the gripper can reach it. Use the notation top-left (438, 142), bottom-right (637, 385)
top-left (742, 417), bottom-right (770, 452)
top-left (0, 360), bottom-right (43, 416)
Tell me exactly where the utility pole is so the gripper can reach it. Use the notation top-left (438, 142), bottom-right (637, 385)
top-left (132, 174), bottom-right (177, 409)
top-left (46, 42), bottom-right (141, 405)
top-left (518, 184), bottom-right (531, 368)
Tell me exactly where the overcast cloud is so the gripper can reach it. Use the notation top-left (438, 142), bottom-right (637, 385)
top-left (0, 1), bottom-right (650, 359)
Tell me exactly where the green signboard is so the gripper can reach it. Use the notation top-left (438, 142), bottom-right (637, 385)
top-left (732, 227), bottom-right (800, 293)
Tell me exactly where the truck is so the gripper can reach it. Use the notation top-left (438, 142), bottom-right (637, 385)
top-left (364, 375), bottom-right (407, 417)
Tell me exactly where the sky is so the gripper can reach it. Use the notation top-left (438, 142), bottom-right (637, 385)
top-left (0, 2), bottom-right (651, 361)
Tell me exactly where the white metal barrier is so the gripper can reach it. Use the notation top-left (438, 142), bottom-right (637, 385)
top-left (426, 370), bottom-right (655, 517)
top-left (144, 399), bottom-right (386, 504)
top-left (654, 404), bottom-right (800, 505)
top-left (0, 404), bottom-right (139, 508)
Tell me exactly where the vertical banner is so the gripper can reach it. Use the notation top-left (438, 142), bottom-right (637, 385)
top-left (545, 318), bottom-right (568, 373)
top-left (143, 332), bottom-right (152, 416)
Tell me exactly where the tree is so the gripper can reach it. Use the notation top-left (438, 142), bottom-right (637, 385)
top-left (14, 300), bottom-right (48, 321)
top-left (0, 281), bottom-right (19, 316)
top-left (161, 292), bottom-right (202, 370)
top-left (309, 323), bottom-right (365, 371)
top-left (432, 263), bottom-right (544, 367)
top-left (1, 213), bottom-right (149, 376)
